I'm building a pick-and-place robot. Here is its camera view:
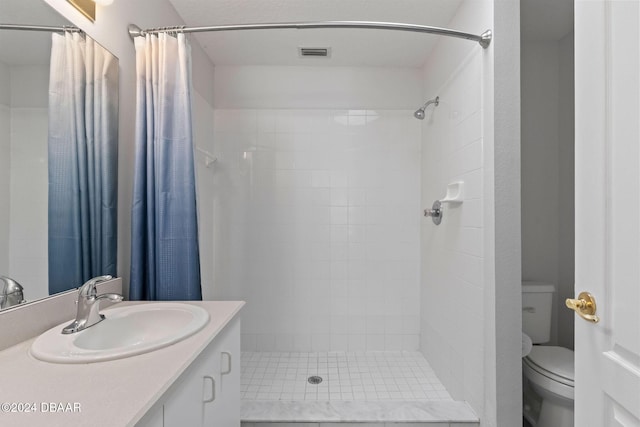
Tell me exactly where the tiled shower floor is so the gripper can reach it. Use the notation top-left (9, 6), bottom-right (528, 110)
top-left (240, 352), bottom-right (479, 425)
top-left (241, 351), bottom-right (453, 401)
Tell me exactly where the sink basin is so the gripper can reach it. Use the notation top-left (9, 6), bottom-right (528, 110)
top-left (30, 303), bottom-right (209, 363)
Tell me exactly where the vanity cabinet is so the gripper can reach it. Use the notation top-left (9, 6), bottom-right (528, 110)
top-left (137, 317), bottom-right (241, 427)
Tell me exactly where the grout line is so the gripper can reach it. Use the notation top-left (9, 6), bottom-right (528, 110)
top-left (241, 351), bottom-right (452, 402)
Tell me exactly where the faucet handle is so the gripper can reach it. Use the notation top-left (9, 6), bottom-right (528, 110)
top-left (96, 293), bottom-right (124, 303)
top-left (78, 275), bottom-right (113, 298)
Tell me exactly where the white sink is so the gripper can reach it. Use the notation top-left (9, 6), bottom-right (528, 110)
top-left (30, 303), bottom-right (209, 364)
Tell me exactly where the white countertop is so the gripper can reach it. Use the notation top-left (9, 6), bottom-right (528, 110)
top-left (0, 301), bottom-right (244, 427)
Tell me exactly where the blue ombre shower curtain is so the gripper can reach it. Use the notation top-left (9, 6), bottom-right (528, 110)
top-left (130, 33), bottom-right (202, 301)
top-left (48, 32), bottom-right (118, 294)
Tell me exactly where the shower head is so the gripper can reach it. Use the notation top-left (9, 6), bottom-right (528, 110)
top-left (414, 96), bottom-right (439, 120)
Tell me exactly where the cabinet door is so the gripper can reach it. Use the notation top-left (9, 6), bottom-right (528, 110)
top-left (137, 317), bottom-right (241, 427)
top-left (136, 349), bottom-right (212, 427)
top-left (204, 317), bottom-right (241, 426)
top-left (135, 404), bottom-right (163, 427)
top-left (162, 343), bottom-right (215, 426)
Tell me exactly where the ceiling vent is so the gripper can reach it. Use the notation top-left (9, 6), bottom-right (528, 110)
top-left (298, 47), bottom-right (331, 58)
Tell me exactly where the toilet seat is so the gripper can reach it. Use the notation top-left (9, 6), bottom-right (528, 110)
top-left (524, 346), bottom-right (574, 387)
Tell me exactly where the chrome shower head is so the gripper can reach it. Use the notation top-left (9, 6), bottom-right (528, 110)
top-left (414, 96), bottom-right (439, 120)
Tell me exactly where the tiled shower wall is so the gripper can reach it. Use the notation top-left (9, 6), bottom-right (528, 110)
top-left (0, 65), bottom-right (49, 300)
top-left (9, 66), bottom-right (49, 300)
top-left (212, 108), bottom-right (421, 352)
top-left (419, 10), bottom-right (486, 413)
top-left (0, 63), bottom-right (9, 273)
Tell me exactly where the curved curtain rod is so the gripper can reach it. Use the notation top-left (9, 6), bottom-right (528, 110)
top-left (128, 21), bottom-right (492, 49)
top-left (0, 24), bottom-right (81, 33)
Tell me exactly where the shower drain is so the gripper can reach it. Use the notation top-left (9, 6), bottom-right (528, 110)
top-left (307, 376), bottom-right (323, 385)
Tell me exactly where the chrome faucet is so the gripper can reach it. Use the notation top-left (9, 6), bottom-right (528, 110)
top-left (62, 275), bottom-right (123, 334)
top-left (0, 276), bottom-right (26, 309)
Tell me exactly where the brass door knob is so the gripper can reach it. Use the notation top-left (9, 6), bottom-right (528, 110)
top-left (566, 292), bottom-right (599, 323)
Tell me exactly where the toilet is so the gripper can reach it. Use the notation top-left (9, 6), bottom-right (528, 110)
top-left (522, 281), bottom-right (574, 427)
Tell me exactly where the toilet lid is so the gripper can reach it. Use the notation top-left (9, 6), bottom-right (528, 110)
top-left (526, 346), bottom-right (574, 384)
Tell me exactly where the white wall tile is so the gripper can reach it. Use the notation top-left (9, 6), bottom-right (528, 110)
top-left (275, 334), bottom-right (294, 351)
top-left (311, 334), bottom-right (331, 351)
top-left (366, 334), bottom-right (385, 351)
top-left (241, 333), bottom-right (258, 351)
top-left (10, 66), bottom-right (49, 108)
top-left (193, 92), bottom-right (215, 296)
top-left (0, 63), bottom-right (10, 107)
top-left (330, 334), bottom-right (348, 351)
top-left (345, 335), bottom-right (365, 351)
top-left (210, 108), bottom-right (421, 352)
top-left (0, 105), bottom-right (10, 274)
top-left (214, 66), bottom-right (423, 110)
top-left (420, 17), bottom-right (486, 414)
top-left (402, 334), bottom-right (420, 351)
top-left (9, 107), bottom-right (48, 301)
top-left (256, 334), bottom-right (276, 351)
top-left (384, 334), bottom-right (404, 351)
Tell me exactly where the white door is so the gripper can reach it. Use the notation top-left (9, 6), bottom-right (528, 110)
top-left (574, 0), bottom-right (640, 425)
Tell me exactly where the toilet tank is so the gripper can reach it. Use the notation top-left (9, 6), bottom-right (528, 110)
top-left (522, 281), bottom-right (556, 344)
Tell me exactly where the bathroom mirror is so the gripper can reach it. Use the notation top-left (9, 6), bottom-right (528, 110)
top-left (0, 0), bottom-right (119, 309)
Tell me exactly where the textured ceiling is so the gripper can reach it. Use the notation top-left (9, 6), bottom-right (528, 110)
top-left (168, 0), bottom-right (464, 67)
top-left (0, 0), bottom-right (71, 66)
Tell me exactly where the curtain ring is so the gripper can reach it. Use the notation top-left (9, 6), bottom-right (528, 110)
top-left (62, 25), bottom-right (81, 36)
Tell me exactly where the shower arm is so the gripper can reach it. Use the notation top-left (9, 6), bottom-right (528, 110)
top-left (420, 96), bottom-right (440, 110)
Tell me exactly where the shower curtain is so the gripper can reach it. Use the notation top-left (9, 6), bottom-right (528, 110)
top-left (48, 32), bottom-right (118, 294)
top-left (130, 33), bottom-right (202, 301)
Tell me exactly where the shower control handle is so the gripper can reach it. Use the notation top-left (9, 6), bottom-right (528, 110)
top-left (566, 292), bottom-right (599, 323)
top-left (424, 207), bottom-right (441, 216)
top-left (424, 200), bottom-right (442, 225)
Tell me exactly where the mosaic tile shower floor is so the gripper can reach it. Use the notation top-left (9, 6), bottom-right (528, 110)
top-left (241, 351), bottom-right (453, 402)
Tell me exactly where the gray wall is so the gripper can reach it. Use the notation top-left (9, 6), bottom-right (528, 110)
top-left (521, 32), bottom-right (574, 349)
